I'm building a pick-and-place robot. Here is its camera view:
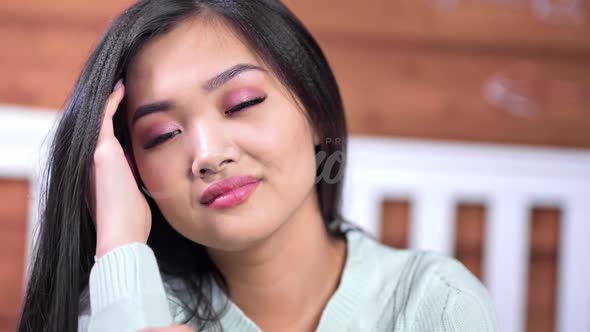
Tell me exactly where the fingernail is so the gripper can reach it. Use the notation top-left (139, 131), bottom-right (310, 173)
top-left (113, 79), bottom-right (123, 92)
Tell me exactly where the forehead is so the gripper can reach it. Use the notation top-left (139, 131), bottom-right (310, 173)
top-left (127, 17), bottom-right (263, 94)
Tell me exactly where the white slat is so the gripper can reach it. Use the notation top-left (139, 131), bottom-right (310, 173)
top-left (557, 197), bottom-right (590, 332)
top-left (410, 190), bottom-right (455, 256)
top-left (484, 196), bottom-right (530, 332)
top-left (341, 178), bottom-right (384, 238)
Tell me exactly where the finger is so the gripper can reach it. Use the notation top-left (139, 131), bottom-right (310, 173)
top-left (97, 79), bottom-right (125, 143)
top-left (140, 324), bottom-right (194, 332)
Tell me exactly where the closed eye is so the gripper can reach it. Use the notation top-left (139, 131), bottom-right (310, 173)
top-left (143, 96), bottom-right (266, 150)
top-left (225, 96), bottom-right (266, 115)
top-left (144, 129), bottom-right (181, 150)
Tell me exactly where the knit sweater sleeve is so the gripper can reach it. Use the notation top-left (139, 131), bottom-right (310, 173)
top-left (77, 243), bottom-right (176, 332)
top-left (440, 284), bottom-right (498, 332)
top-left (413, 254), bottom-right (499, 332)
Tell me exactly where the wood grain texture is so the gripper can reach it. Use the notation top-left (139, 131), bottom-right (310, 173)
top-left (0, 21), bottom-right (103, 108)
top-left (0, 179), bottom-right (29, 332)
top-left (380, 200), bottom-right (410, 249)
top-left (0, 0), bottom-right (132, 23)
top-left (316, 34), bottom-right (590, 148)
top-left (0, 0), bottom-right (131, 109)
top-left (527, 207), bottom-right (560, 332)
top-left (286, 0), bottom-right (590, 52)
top-left (455, 204), bottom-right (485, 280)
top-left (2, 1), bottom-right (590, 148)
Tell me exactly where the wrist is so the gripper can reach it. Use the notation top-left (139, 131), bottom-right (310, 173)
top-left (95, 238), bottom-right (147, 259)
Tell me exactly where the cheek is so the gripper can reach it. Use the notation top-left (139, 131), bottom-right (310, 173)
top-left (247, 107), bottom-right (316, 189)
top-left (135, 152), bottom-right (194, 228)
top-left (134, 148), bottom-right (186, 200)
top-left (283, 131), bottom-right (317, 187)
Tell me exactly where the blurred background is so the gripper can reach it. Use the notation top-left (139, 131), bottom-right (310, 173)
top-left (0, 0), bottom-right (589, 331)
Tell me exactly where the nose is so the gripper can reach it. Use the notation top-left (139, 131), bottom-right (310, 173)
top-left (190, 120), bottom-right (238, 178)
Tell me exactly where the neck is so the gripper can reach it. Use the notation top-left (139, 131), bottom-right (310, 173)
top-left (207, 192), bottom-right (347, 331)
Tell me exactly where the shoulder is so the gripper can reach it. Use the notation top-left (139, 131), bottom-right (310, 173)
top-left (391, 250), bottom-right (499, 331)
top-left (347, 230), bottom-right (498, 331)
top-left (413, 252), bottom-right (499, 331)
top-left (348, 228), bottom-right (491, 296)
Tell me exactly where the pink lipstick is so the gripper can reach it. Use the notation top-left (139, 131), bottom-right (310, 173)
top-left (199, 176), bottom-right (260, 209)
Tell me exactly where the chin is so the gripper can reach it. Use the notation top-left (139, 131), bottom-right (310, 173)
top-left (192, 214), bottom-right (282, 251)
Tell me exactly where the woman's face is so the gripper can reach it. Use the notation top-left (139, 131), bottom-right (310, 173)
top-left (125, 17), bottom-right (320, 250)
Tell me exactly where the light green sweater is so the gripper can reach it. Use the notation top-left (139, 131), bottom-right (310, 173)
top-left (78, 227), bottom-right (498, 331)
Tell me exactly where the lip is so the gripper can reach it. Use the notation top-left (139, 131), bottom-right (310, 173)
top-left (199, 175), bottom-right (260, 209)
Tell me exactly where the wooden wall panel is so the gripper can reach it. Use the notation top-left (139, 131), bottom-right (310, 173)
top-left (0, 0), bottom-right (130, 109)
top-left (2, 1), bottom-right (590, 148)
top-left (0, 179), bottom-right (29, 332)
top-left (286, 0), bottom-right (590, 52)
top-left (316, 36), bottom-right (590, 147)
top-left (455, 204), bottom-right (485, 280)
top-left (0, 22), bottom-right (102, 108)
top-left (527, 207), bottom-right (560, 332)
top-left (380, 200), bottom-right (410, 249)
top-left (0, 0), bottom-right (132, 22)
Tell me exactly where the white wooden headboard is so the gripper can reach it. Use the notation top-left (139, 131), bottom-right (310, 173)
top-left (1, 106), bottom-right (589, 332)
top-left (343, 137), bottom-right (590, 332)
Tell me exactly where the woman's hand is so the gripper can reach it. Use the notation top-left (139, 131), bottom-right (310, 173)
top-left (86, 80), bottom-right (152, 258)
top-left (140, 324), bottom-right (195, 332)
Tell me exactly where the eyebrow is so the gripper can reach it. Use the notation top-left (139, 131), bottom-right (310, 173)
top-left (131, 63), bottom-right (265, 127)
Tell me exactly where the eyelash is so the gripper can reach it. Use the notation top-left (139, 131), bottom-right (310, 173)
top-left (144, 96), bottom-right (266, 150)
top-left (225, 96), bottom-right (266, 115)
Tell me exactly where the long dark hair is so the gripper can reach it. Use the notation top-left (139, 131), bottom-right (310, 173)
top-left (18, 0), bottom-right (348, 331)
